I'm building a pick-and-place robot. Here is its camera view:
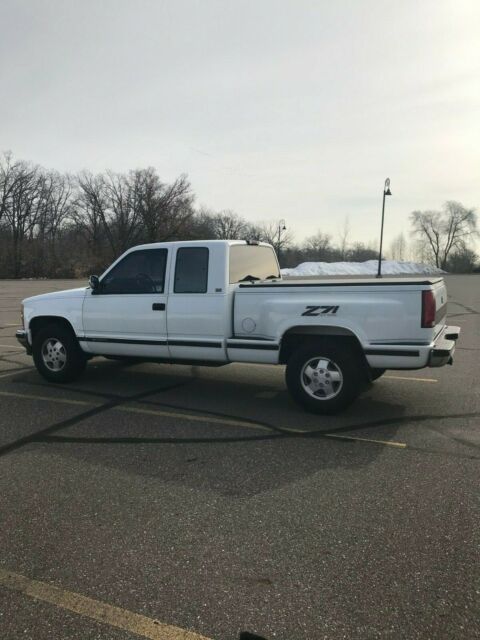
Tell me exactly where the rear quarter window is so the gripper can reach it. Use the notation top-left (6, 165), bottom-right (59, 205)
top-left (174, 247), bottom-right (209, 293)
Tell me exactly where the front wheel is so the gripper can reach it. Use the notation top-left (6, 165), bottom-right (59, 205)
top-left (285, 342), bottom-right (365, 414)
top-left (33, 324), bottom-right (87, 383)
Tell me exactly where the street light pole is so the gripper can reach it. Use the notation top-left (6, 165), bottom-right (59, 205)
top-left (277, 219), bottom-right (286, 261)
top-left (376, 178), bottom-right (392, 278)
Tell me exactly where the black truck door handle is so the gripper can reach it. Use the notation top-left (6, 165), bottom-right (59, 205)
top-left (152, 303), bottom-right (166, 311)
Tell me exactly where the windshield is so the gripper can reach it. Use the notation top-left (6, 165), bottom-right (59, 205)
top-left (229, 244), bottom-right (280, 283)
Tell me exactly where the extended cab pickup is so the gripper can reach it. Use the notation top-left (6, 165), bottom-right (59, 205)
top-left (16, 240), bottom-right (460, 413)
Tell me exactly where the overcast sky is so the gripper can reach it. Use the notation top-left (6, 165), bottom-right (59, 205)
top-left (1, 0), bottom-right (479, 248)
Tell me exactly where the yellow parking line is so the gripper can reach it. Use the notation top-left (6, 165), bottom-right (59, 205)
top-left (324, 433), bottom-right (407, 448)
top-left (120, 405), bottom-right (270, 431)
top-left (0, 390), bottom-right (268, 431)
top-left (0, 568), bottom-right (212, 640)
top-left (123, 409), bottom-right (406, 446)
top-left (0, 389), bottom-right (407, 447)
top-left (0, 370), bottom-right (29, 380)
top-left (271, 424), bottom-right (406, 448)
top-left (0, 390), bottom-right (94, 406)
top-left (384, 375), bottom-right (438, 383)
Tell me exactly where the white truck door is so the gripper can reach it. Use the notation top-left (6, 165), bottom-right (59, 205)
top-left (81, 248), bottom-right (170, 358)
top-left (167, 245), bottom-right (228, 362)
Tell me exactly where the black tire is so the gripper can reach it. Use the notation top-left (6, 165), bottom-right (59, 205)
top-left (32, 323), bottom-right (87, 383)
top-left (285, 341), bottom-right (366, 414)
top-left (369, 367), bottom-right (386, 381)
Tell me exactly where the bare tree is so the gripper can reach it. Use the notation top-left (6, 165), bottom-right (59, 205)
top-left (100, 171), bottom-right (143, 257)
top-left (210, 209), bottom-right (248, 239)
top-left (302, 231), bottom-right (332, 261)
top-left (447, 246), bottom-right (478, 273)
top-left (347, 242), bottom-right (377, 262)
top-left (337, 216), bottom-right (350, 260)
top-left (137, 170), bottom-right (194, 242)
top-left (73, 171), bottom-right (108, 259)
top-left (0, 152), bottom-right (26, 225)
top-left (5, 150), bottom-right (480, 280)
top-left (2, 160), bottom-right (45, 276)
top-left (254, 221), bottom-right (293, 255)
top-left (410, 202), bottom-right (477, 269)
top-left (34, 171), bottom-right (74, 274)
top-left (389, 232), bottom-right (407, 261)
top-left (189, 207), bottom-right (218, 239)
top-left (73, 168), bottom-right (194, 264)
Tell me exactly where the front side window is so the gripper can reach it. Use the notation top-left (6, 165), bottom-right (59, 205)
top-left (174, 247), bottom-right (209, 293)
top-left (100, 249), bottom-right (167, 294)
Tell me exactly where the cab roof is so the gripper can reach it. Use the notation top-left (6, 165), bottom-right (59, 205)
top-left (125, 239), bottom-right (273, 251)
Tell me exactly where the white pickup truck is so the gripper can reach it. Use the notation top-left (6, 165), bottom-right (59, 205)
top-left (16, 240), bottom-right (460, 414)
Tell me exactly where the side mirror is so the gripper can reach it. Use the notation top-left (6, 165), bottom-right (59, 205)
top-left (89, 275), bottom-right (100, 293)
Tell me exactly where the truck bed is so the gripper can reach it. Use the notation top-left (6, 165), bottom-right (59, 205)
top-left (239, 276), bottom-right (444, 288)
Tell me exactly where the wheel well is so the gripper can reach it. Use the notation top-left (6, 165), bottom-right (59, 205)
top-left (279, 329), bottom-right (365, 365)
top-left (29, 316), bottom-right (76, 342)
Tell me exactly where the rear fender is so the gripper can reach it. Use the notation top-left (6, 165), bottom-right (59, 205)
top-left (279, 325), bottom-right (367, 367)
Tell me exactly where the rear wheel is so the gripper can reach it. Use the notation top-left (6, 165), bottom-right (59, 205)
top-left (33, 324), bottom-right (87, 383)
top-left (285, 341), bottom-right (365, 414)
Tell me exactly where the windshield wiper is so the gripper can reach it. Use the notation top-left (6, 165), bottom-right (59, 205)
top-left (265, 275), bottom-right (279, 280)
top-left (238, 275), bottom-right (260, 282)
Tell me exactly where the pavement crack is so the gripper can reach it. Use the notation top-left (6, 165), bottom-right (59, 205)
top-left (320, 411), bottom-right (480, 436)
top-left (424, 425), bottom-right (480, 452)
top-left (449, 301), bottom-right (480, 315)
top-left (12, 377), bottom-right (196, 403)
top-left (0, 380), bottom-right (194, 458)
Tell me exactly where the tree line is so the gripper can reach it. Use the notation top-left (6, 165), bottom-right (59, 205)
top-left (0, 152), bottom-right (477, 278)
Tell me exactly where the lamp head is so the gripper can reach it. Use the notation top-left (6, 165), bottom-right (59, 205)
top-left (384, 178), bottom-right (392, 196)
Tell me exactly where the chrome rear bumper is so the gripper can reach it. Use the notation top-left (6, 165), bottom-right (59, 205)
top-left (429, 325), bottom-right (460, 367)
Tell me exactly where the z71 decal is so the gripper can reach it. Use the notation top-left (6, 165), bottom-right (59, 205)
top-left (302, 305), bottom-right (339, 316)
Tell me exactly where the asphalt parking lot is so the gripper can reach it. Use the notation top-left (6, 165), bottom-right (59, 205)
top-left (0, 276), bottom-right (478, 640)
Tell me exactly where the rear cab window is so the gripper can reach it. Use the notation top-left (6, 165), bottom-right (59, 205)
top-left (229, 244), bottom-right (280, 283)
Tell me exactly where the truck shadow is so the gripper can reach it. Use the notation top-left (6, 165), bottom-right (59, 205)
top-left (6, 360), bottom-right (412, 498)
top-left (32, 422), bottom-right (405, 499)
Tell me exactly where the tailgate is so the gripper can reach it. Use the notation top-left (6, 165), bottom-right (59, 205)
top-left (431, 279), bottom-right (448, 332)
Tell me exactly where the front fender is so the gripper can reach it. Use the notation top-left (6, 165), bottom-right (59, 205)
top-left (23, 292), bottom-right (86, 344)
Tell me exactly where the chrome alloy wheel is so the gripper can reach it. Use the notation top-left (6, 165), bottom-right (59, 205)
top-left (41, 338), bottom-right (67, 372)
top-left (301, 357), bottom-right (343, 400)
